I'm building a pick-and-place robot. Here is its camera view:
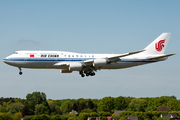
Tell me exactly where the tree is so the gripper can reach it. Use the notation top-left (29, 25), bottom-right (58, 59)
top-left (91, 99), bottom-right (100, 109)
top-left (68, 104), bottom-right (73, 112)
top-left (97, 97), bottom-right (114, 112)
top-left (88, 99), bottom-right (94, 109)
top-left (128, 99), bottom-right (147, 112)
top-left (167, 98), bottom-right (180, 111)
top-left (13, 112), bottom-right (23, 120)
top-left (48, 101), bottom-right (54, 111)
top-left (0, 112), bottom-right (13, 120)
top-left (92, 107), bottom-right (97, 113)
top-left (34, 104), bottom-right (47, 115)
top-left (31, 114), bottom-right (50, 120)
top-left (78, 113), bottom-right (90, 120)
top-left (42, 101), bottom-right (51, 114)
top-left (81, 108), bottom-right (92, 113)
top-left (146, 96), bottom-right (170, 111)
top-left (99, 112), bottom-right (111, 118)
top-left (26, 92), bottom-right (46, 108)
top-left (50, 114), bottom-right (62, 120)
top-left (6, 102), bottom-right (25, 114)
top-left (22, 100), bottom-right (34, 115)
top-left (60, 100), bottom-right (73, 113)
top-left (114, 96), bottom-right (132, 110)
top-left (72, 101), bottom-right (79, 112)
top-left (68, 117), bottom-right (77, 120)
top-left (156, 117), bottom-right (171, 120)
top-left (78, 102), bottom-right (87, 112)
top-left (55, 106), bottom-right (62, 115)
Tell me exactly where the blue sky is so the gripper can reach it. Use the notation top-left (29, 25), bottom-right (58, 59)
top-left (0, 0), bottom-right (180, 100)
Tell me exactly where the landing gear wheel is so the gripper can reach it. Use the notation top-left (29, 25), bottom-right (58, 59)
top-left (86, 73), bottom-right (89, 76)
top-left (81, 74), bottom-right (85, 77)
top-left (19, 72), bottom-right (23, 75)
top-left (90, 72), bottom-right (95, 76)
top-left (79, 71), bottom-right (85, 77)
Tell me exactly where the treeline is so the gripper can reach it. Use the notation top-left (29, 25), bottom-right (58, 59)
top-left (0, 97), bottom-right (20, 105)
top-left (0, 92), bottom-right (180, 120)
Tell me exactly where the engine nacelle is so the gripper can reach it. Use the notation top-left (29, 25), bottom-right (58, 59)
top-left (93, 58), bottom-right (107, 67)
top-left (69, 62), bottom-right (83, 71)
top-left (61, 69), bottom-right (72, 73)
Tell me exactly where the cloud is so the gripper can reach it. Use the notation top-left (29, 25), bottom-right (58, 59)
top-left (18, 39), bottom-right (40, 45)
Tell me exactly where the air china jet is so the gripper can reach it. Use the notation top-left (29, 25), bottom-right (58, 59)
top-left (3, 33), bottom-right (174, 77)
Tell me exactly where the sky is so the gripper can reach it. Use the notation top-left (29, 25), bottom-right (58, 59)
top-left (0, 0), bottom-right (180, 100)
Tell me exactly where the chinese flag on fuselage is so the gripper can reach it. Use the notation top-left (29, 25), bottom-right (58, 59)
top-left (30, 54), bottom-right (34, 57)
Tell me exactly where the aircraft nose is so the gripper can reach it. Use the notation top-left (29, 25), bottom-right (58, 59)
top-left (3, 56), bottom-right (11, 64)
top-left (3, 58), bottom-right (8, 63)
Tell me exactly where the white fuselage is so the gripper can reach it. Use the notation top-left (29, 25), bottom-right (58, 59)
top-left (3, 50), bottom-right (160, 70)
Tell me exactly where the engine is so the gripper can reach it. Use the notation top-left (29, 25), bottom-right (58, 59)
top-left (69, 62), bottom-right (83, 71)
top-left (93, 58), bottom-right (107, 67)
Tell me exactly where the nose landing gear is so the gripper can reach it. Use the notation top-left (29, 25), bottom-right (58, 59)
top-left (18, 67), bottom-right (23, 75)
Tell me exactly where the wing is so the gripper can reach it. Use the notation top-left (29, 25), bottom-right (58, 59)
top-left (54, 50), bottom-right (145, 72)
top-left (84, 50), bottom-right (145, 64)
top-left (107, 50), bottom-right (145, 62)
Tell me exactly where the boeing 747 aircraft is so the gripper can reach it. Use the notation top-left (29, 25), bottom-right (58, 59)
top-left (3, 33), bottom-right (175, 77)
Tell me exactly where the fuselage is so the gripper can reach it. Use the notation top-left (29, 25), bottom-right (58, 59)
top-left (3, 50), bottom-right (161, 70)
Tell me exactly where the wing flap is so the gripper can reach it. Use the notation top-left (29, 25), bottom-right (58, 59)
top-left (83, 50), bottom-right (145, 66)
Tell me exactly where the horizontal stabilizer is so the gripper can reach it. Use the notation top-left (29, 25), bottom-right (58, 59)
top-left (148, 54), bottom-right (175, 60)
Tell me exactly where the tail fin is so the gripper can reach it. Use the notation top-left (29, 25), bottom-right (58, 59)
top-left (143, 33), bottom-right (171, 54)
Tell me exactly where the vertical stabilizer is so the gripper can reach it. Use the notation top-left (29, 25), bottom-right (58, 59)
top-left (143, 33), bottom-right (171, 54)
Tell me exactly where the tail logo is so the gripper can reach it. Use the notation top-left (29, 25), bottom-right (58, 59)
top-left (155, 39), bottom-right (165, 51)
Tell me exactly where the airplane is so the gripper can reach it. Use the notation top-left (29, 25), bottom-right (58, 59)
top-left (3, 33), bottom-right (175, 77)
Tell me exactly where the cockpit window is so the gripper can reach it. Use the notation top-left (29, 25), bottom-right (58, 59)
top-left (14, 52), bottom-right (18, 54)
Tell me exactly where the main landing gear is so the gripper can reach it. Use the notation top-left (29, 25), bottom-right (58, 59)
top-left (18, 67), bottom-right (23, 75)
top-left (79, 71), bottom-right (95, 77)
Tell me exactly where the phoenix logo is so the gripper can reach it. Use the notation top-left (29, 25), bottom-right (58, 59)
top-left (155, 39), bottom-right (165, 51)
